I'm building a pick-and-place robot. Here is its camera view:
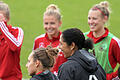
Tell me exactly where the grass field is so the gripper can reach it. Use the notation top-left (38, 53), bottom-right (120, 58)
top-left (3, 0), bottom-right (120, 79)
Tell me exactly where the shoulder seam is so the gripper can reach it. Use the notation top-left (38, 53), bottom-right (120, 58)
top-left (112, 36), bottom-right (120, 48)
top-left (35, 34), bottom-right (45, 40)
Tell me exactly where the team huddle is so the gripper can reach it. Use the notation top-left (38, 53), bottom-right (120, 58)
top-left (0, 1), bottom-right (120, 80)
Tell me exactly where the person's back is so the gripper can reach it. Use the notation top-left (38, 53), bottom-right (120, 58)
top-left (58, 49), bottom-right (106, 80)
top-left (78, 50), bottom-right (106, 80)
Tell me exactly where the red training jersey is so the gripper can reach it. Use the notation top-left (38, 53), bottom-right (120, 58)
top-left (87, 28), bottom-right (120, 80)
top-left (33, 31), bottom-right (67, 75)
top-left (0, 22), bottom-right (24, 80)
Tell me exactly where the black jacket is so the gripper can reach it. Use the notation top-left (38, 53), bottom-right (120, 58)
top-left (58, 50), bottom-right (106, 80)
top-left (30, 70), bottom-right (59, 80)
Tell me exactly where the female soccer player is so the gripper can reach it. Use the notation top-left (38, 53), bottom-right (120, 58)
top-left (85, 1), bottom-right (120, 80)
top-left (33, 4), bottom-right (67, 75)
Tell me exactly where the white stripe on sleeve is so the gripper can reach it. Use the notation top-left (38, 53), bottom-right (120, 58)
top-left (113, 36), bottom-right (120, 48)
top-left (0, 22), bottom-right (24, 47)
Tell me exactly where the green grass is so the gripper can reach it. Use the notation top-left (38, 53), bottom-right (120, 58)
top-left (3, 0), bottom-right (120, 79)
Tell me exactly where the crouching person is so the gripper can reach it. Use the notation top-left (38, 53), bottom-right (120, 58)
top-left (26, 46), bottom-right (59, 80)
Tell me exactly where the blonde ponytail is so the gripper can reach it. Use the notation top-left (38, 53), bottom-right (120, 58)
top-left (44, 4), bottom-right (61, 21)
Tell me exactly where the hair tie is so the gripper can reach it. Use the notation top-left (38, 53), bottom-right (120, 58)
top-left (94, 7), bottom-right (106, 16)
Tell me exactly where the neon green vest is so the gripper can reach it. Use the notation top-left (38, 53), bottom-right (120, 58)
top-left (84, 32), bottom-right (114, 73)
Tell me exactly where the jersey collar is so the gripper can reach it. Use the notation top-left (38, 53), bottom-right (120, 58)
top-left (87, 28), bottom-right (109, 44)
top-left (45, 31), bottom-right (61, 42)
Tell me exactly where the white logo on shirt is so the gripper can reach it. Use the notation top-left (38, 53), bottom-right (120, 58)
top-left (39, 42), bottom-right (45, 48)
top-left (89, 75), bottom-right (98, 80)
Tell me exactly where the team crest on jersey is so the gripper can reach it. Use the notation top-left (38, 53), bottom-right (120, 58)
top-left (99, 44), bottom-right (107, 51)
top-left (56, 44), bottom-right (63, 57)
top-left (39, 42), bottom-right (45, 48)
top-left (56, 45), bottom-right (60, 51)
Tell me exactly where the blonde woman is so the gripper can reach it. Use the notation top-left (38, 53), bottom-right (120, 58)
top-left (85, 1), bottom-right (120, 80)
top-left (0, 1), bottom-right (24, 80)
top-left (33, 4), bottom-right (67, 75)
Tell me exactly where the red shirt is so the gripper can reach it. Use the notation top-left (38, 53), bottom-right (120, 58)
top-left (33, 31), bottom-right (67, 75)
top-left (36, 71), bottom-right (43, 75)
top-left (0, 22), bottom-right (24, 80)
top-left (87, 28), bottom-right (120, 80)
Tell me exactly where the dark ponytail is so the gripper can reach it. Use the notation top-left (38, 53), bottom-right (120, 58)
top-left (84, 38), bottom-right (93, 51)
top-left (62, 28), bottom-right (93, 50)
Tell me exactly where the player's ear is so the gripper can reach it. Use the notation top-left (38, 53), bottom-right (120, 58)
top-left (59, 20), bottom-right (62, 27)
top-left (103, 16), bottom-right (108, 23)
top-left (35, 60), bottom-right (40, 68)
top-left (6, 17), bottom-right (10, 22)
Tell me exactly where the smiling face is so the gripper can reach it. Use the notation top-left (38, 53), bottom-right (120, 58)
top-left (88, 10), bottom-right (106, 32)
top-left (43, 15), bottom-right (61, 39)
top-left (26, 52), bottom-right (37, 76)
top-left (59, 35), bottom-right (72, 58)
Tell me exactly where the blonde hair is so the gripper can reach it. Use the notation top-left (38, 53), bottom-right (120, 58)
top-left (91, 1), bottom-right (111, 18)
top-left (0, 1), bottom-right (10, 20)
top-left (44, 4), bottom-right (61, 21)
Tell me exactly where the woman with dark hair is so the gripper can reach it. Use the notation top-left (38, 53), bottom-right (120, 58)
top-left (26, 46), bottom-right (59, 80)
top-left (58, 28), bottom-right (106, 80)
